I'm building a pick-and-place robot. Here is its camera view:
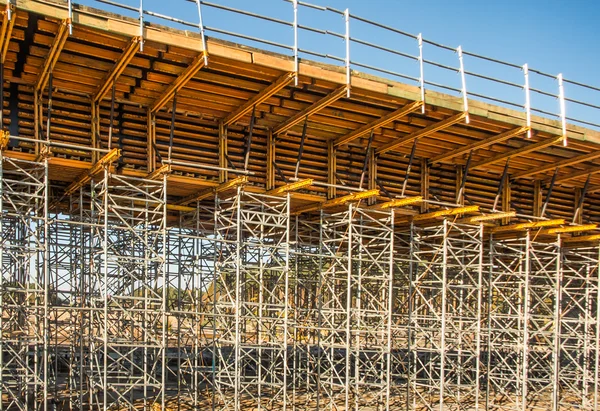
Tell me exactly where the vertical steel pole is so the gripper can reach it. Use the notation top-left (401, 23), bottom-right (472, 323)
top-left (457, 46), bottom-right (469, 124)
top-left (418, 33), bottom-right (425, 114)
top-left (68, 0), bottom-right (73, 35)
top-left (139, 0), bottom-right (144, 52)
top-left (523, 64), bottom-right (532, 138)
top-left (344, 9), bottom-right (350, 98)
top-left (196, 0), bottom-right (208, 66)
top-left (551, 236), bottom-right (562, 411)
top-left (557, 73), bottom-right (567, 146)
top-left (522, 232), bottom-right (531, 411)
top-left (293, 0), bottom-right (298, 86)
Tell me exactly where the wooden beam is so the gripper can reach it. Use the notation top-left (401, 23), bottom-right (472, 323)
top-left (542, 224), bottom-right (597, 235)
top-left (562, 234), bottom-right (600, 244)
top-left (219, 121), bottom-right (227, 183)
top-left (502, 180), bottom-right (511, 225)
top-left (421, 158), bottom-right (429, 213)
top-left (292, 189), bottom-right (379, 215)
top-left (150, 52), bottom-right (208, 113)
top-left (266, 129), bottom-right (275, 190)
top-left (552, 165), bottom-right (600, 184)
top-left (0, 4), bottom-right (16, 64)
top-left (430, 126), bottom-right (529, 164)
top-left (533, 181), bottom-right (542, 217)
top-left (145, 164), bottom-right (170, 180)
top-left (223, 72), bottom-right (296, 127)
top-left (147, 109), bottom-right (156, 172)
top-left (376, 112), bottom-right (466, 155)
top-left (93, 36), bottom-right (141, 104)
top-left (463, 211), bottom-right (516, 223)
top-left (274, 85), bottom-right (347, 135)
top-left (490, 218), bottom-right (565, 234)
top-left (327, 140), bottom-right (336, 199)
top-left (266, 178), bottom-right (313, 196)
top-left (334, 100), bottom-right (422, 147)
top-left (367, 148), bottom-right (376, 205)
top-left (177, 176), bottom-right (247, 206)
top-left (36, 19), bottom-right (69, 92)
top-left (471, 136), bottom-right (563, 170)
top-left (411, 205), bottom-right (479, 222)
top-left (64, 148), bottom-right (121, 196)
top-left (512, 150), bottom-right (600, 179)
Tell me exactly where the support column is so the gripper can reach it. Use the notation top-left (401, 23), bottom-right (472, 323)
top-left (147, 109), bottom-right (156, 172)
top-left (327, 139), bottom-right (336, 199)
top-left (420, 158), bottom-right (429, 213)
top-left (266, 129), bottom-right (275, 190)
top-left (219, 121), bottom-right (228, 183)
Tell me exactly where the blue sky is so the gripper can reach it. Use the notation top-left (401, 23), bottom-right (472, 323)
top-left (79, 0), bottom-right (600, 129)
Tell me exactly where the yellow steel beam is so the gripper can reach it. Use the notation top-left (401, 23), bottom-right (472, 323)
top-left (150, 51), bottom-right (208, 114)
top-left (552, 164), bottom-right (600, 184)
top-left (471, 136), bottom-right (563, 170)
top-left (0, 4), bottom-right (16, 64)
top-left (490, 218), bottom-right (565, 234)
top-left (379, 196), bottom-right (423, 209)
top-left (274, 86), bottom-right (347, 135)
top-left (464, 211), bottom-right (516, 223)
top-left (0, 129), bottom-right (9, 150)
top-left (177, 175), bottom-right (248, 206)
top-left (376, 112), bottom-right (466, 155)
top-left (64, 148), bottom-right (121, 196)
top-left (93, 36), bottom-right (141, 104)
top-left (292, 189), bottom-right (379, 215)
top-left (334, 100), bottom-right (423, 147)
top-left (223, 72), bottom-right (296, 126)
top-left (266, 178), bottom-right (313, 196)
top-left (512, 150), bottom-right (600, 180)
top-left (430, 126), bottom-right (529, 165)
top-left (36, 19), bottom-right (69, 93)
top-left (411, 205), bottom-right (479, 222)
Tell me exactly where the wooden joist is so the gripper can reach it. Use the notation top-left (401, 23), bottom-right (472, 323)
top-left (177, 175), bottom-right (247, 206)
top-left (562, 234), bottom-right (600, 243)
top-left (471, 135), bottom-right (563, 170)
top-left (512, 150), bottom-right (600, 179)
top-left (93, 36), bottom-right (141, 103)
top-left (64, 148), bottom-right (121, 196)
top-left (266, 178), bottom-right (313, 196)
top-left (292, 189), bottom-right (379, 215)
top-left (145, 164), bottom-right (170, 181)
top-left (334, 100), bottom-right (423, 147)
top-left (273, 86), bottom-right (347, 135)
top-left (36, 19), bottom-right (70, 92)
top-left (0, 4), bottom-right (16, 64)
top-left (465, 211), bottom-right (516, 223)
top-left (376, 112), bottom-right (466, 155)
top-left (490, 218), bottom-right (565, 234)
top-left (223, 72), bottom-right (296, 126)
top-left (541, 224), bottom-right (597, 235)
top-left (430, 126), bottom-right (529, 164)
top-left (552, 164), bottom-right (600, 184)
top-left (150, 51), bottom-right (208, 113)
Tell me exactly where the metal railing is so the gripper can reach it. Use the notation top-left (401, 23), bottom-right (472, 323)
top-left (67, 0), bottom-right (600, 136)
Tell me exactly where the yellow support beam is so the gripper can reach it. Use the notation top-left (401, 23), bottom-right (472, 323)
top-left (223, 72), bottom-right (296, 126)
top-left (177, 175), bottom-right (248, 206)
top-left (334, 100), bottom-right (423, 147)
top-left (411, 205), bottom-right (479, 222)
top-left (150, 51), bottom-right (208, 113)
top-left (464, 211), bottom-right (516, 223)
top-left (273, 86), bottom-right (347, 135)
top-left (64, 148), bottom-right (121, 196)
top-left (0, 4), bottom-right (16, 64)
top-left (471, 136), bottom-right (563, 170)
top-left (552, 164), bottom-right (600, 184)
top-left (376, 112), bottom-right (466, 155)
top-left (36, 19), bottom-right (69, 93)
top-left (0, 129), bottom-right (9, 150)
top-left (430, 126), bottom-right (529, 165)
top-left (93, 36), bottom-right (141, 104)
top-left (266, 178), bottom-right (313, 196)
top-left (292, 189), bottom-right (379, 215)
top-left (490, 218), bottom-right (565, 234)
top-left (379, 196), bottom-right (423, 209)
